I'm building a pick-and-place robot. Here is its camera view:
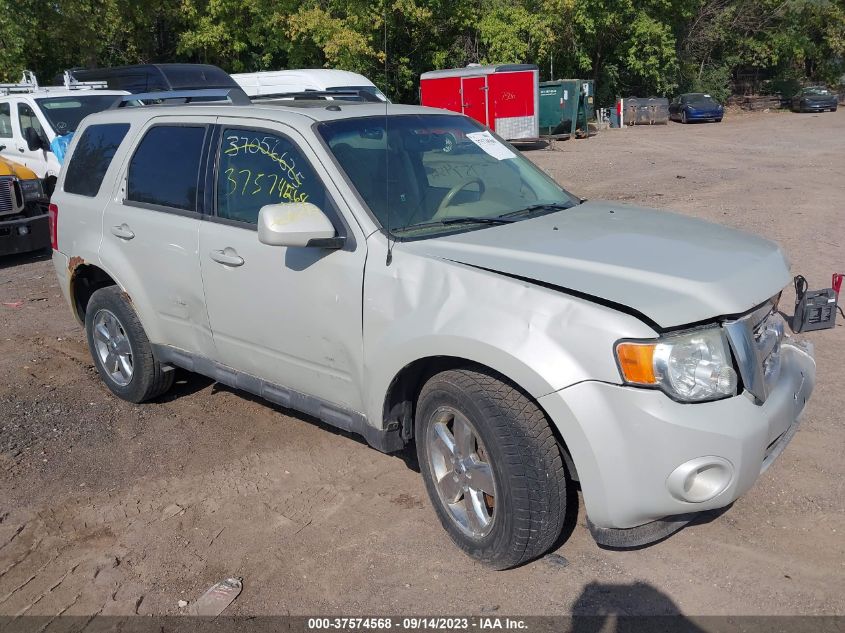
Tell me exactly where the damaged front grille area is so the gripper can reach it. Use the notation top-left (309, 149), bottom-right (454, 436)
top-left (723, 299), bottom-right (784, 404)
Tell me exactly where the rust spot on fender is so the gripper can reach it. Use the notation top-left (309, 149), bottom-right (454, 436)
top-left (121, 291), bottom-right (132, 305)
top-left (68, 255), bottom-right (84, 273)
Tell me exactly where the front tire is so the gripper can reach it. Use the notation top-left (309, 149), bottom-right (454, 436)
top-left (681, 111), bottom-right (688, 124)
top-left (85, 286), bottom-right (173, 403)
top-left (415, 368), bottom-right (567, 569)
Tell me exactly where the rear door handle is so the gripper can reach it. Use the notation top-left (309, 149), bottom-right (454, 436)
top-left (209, 248), bottom-right (244, 267)
top-left (110, 224), bottom-right (135, 240)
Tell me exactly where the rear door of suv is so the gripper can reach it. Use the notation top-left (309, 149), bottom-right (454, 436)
top-left (99, 116), bottom-right (217, 358)
top-left (197, 118), bottom-right (367, 413)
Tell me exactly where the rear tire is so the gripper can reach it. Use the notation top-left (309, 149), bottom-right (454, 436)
top-left (85, 286), bottom-right (173, 403)
top-left (415, 368), bottom-right (567, 569)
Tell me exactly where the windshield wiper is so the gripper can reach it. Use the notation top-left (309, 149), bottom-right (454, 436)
top-left (496, 202), bottom-right (574, 219)
top-left (441, 216), bottom-right (516, 225)
top-left (394, 216), bottom-right (515, 233)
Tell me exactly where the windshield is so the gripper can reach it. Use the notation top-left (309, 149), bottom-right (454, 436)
top-left (327, 85), bottom-right (389, 102)
top-left (318, 114), bottom-right (578, 238)
top-left (803, 87), bottom-right (830, 96)
top-left (687, 94), bottom-right (718, 107)
top-left (35, 95), bottom-right (122, 135)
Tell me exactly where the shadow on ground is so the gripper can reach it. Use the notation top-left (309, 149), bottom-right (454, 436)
top-left (571, 581), bottom-right (708, 632)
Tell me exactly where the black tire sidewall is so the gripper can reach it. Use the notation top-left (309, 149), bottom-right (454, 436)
top-left (415, 375), bottom-right (520, 566)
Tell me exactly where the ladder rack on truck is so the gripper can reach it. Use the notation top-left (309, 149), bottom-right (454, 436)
top-left (0, 70), bottom-right (108, 96)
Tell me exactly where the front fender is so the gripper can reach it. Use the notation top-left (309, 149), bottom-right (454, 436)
top-left (362, 236), bottom-right (656, 426)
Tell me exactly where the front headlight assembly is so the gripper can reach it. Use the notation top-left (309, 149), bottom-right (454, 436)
top-left (615, 326), bottom-right (738, 402)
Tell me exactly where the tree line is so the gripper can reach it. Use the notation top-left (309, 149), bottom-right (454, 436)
top-left (1, 0), bottom-right (843, 105)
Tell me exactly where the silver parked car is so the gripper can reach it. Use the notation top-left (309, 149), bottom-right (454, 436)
top-left (49, 92), bottom-right (815, 569)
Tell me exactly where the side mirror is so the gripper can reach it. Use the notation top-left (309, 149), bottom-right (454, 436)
top-left (257, 202), bottom-right (344, 248)
top-left (24, 127), bottom-right (46, 152)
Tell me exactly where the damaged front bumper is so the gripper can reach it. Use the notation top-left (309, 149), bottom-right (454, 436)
top-left (539, 340), bottom-right (815, 547)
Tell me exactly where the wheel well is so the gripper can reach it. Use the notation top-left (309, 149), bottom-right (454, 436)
top-left (70, 264), bottom-right (117, 323)
top-left (382, 356), bottom-right (579, 480)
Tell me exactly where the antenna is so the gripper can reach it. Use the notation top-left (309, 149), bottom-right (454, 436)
top-left (384, 0), bottom-right (394, 266)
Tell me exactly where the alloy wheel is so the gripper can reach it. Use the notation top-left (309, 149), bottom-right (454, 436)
top-left (426, 406), bottom-right (497, 538)
top-left (92, 309), bottom-right (134, 386)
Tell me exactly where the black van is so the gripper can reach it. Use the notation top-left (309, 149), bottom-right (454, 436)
top-left (60, 64), bottom-right (244, 95)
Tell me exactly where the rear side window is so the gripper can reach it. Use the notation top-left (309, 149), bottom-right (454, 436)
top-left (127, 126), bottom-right (206, 212)
top-left (64, 123), bottom-right (130, 197)
top-left (0, 103), bottom-right (11, 138)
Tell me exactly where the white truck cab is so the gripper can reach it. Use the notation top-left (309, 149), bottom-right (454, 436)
top-left (0, 71), bottom-right (127, 188)
top-left (231, 68), bottom-right (388, 101)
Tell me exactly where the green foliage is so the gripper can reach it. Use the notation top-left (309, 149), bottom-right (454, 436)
top-left (2, 0), bottom-right (843, 105)
top-left (687, 64), bottom-right (732, 102)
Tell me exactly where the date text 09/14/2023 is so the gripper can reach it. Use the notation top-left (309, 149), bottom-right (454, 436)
top-left (306, 617), bottom-right (528, 631)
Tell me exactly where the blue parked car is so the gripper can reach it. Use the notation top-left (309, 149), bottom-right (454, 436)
top-left (669, 93), bottom-right (724, 123)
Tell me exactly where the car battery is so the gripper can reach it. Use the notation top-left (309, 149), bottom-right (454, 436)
top-left (792, 275), bottom-right (839, 332)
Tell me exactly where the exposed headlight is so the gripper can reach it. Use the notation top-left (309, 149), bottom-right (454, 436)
top-left (18, 178), bottom-right (46, 203)
top-left (615, 326), bottom-right (738, 402)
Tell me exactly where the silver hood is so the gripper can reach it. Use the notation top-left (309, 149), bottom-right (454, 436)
top-left (405, 201), bottom-right (789, 329)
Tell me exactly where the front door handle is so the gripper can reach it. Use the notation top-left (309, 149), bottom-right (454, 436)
top-left (209, 248), bottom-right (244, 267)
top-left (110, 224), bottom-right (135, 240)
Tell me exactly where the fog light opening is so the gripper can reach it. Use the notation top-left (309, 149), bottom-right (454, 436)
top-left (667, 457), bottom-right (733, 503)
top-left (17, 225), bottom-right (29, 236)
top-left (683, 465), bottom-right (724, 500)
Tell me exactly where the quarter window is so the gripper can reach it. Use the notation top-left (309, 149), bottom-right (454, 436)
top-left (216, 128), bottom-right (327, 224)
top-left (0, 103), bottom-right (11, 138)
top-left (64, 123), bottom-right (130, 197)
top-left (127, 125), bottom-right (206, 211)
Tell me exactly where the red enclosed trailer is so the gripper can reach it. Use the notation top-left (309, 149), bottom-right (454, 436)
top-left (420, 64), bottom-right (540, 142)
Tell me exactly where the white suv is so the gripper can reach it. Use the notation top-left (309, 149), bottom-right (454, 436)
top-left (50, 93), bottom-right (815, 568)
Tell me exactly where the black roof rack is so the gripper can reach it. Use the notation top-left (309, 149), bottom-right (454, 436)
top-left (110, 88), bottom-right (251, 108)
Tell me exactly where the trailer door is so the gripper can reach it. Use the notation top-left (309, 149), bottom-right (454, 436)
top-left (461, 76), bottom-right (487, 126)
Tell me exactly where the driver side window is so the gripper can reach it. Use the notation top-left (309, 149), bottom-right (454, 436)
top-left (216, 128), bottom-right (328, 225)
top-left (18, 103), bottom-right (46, 142)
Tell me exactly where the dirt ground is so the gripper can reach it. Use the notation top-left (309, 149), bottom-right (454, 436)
top-left (0, 109), bottom-right (843, 619)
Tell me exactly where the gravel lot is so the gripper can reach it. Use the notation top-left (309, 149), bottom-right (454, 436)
top-left (1, 109), bottom-right (843, 618)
